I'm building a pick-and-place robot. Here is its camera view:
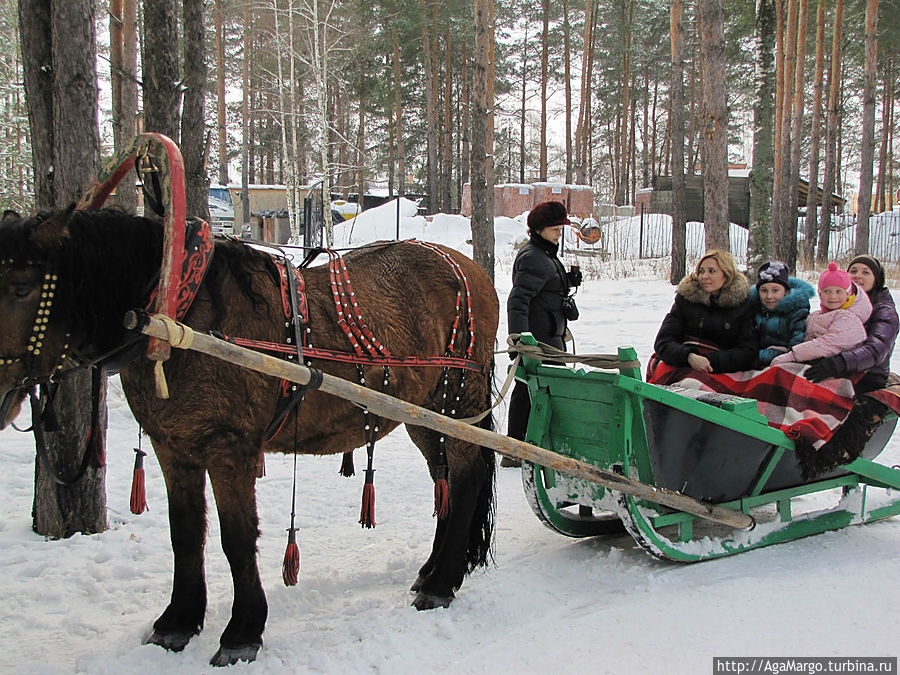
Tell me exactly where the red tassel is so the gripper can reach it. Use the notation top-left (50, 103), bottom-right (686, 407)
top-left (339, 451), bottom-right (355, 477)
top-left (129, 449), bottom-right (148, 515)
top-left (433, 478), bottom-right (449, 519)
top-left (282, 528), bottom-right (300, 586)
top-left (359, 469), bottom-right (376, 528)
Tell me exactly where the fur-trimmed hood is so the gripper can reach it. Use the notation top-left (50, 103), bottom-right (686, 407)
top-left (677, 271), bottom-right (750, 309)
top-left (749, 276), bottom-right (816, 315)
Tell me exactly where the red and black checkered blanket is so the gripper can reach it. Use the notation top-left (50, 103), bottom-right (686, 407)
top-left (648, 361), bottom-right (857, 449)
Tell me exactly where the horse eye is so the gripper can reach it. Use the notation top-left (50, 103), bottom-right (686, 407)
top-left (12, 284), bottom-right (32, 299)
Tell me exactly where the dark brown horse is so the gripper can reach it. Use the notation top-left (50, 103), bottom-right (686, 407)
top-left (0, 207), bottom-right (499, 666)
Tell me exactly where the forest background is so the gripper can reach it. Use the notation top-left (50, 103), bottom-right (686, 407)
top-left (0, 0), bottom-right (898, 275)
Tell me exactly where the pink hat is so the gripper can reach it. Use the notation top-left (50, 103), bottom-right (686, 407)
top-left (818, 262), bottom-right (852, 292)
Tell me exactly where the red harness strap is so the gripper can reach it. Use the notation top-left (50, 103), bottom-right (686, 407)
top-left (225, 337), bottom-right (485, 373)
top-left (407, 240), bottom-right (476, 358)
top-left (327, 249), bottom-right (390, 358)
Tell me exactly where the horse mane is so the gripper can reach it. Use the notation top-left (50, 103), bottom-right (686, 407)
top-left (204, 239), bottom-right (279, 328)
top-left (57, 209), bottom-right (165, 356)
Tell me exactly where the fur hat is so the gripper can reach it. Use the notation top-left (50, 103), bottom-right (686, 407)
top-left (756, 260), bottom-right (791, 291)
top-left (848, 254), bottom-right (885, 292)
top-left (527, 201), bottom-right (568, 233)
top-left (818, 262), bottom-right (852, 292)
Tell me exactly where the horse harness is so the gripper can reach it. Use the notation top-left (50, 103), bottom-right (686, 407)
top-left (218, 240), bottom-right (483, 525)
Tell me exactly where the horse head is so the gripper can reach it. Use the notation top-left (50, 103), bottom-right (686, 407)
top-left (0, 207), bottom-right (76, 428)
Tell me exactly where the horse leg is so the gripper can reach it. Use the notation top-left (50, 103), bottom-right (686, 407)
top-left (405, 426), bottom-right (495, 610)
top-left (145, 441), bottom-right (208, 652)
top-left (206, 448), bottom-right (268, 667)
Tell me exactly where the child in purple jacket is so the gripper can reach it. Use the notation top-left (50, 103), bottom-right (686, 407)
top-left (772, 263), bottom-right (872, 366)
top-left (804, 255), bottom-right (899, 391)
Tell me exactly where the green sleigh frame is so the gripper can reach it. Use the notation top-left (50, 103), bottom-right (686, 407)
top-left (513, 333), bottom-right (900, 562)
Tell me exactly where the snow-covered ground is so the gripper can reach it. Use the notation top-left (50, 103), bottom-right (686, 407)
top-left (1, 200), bottom-right (898, 674)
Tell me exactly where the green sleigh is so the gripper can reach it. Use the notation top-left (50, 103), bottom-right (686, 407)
top-left (513, 333), bottom-right (900, 562)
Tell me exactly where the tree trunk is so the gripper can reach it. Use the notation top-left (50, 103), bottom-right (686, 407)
top-left (772, 0), bottom-right (785, 234)
top-left (215, 0), bottom-right (229, 186)
top-left (182, 0), bottom-right (209, 222)
top-left (109, 0), bottom-right (137, 212)
top-left (875, 61), bottom-right (892, 213)
top-left (641, 68), bottom-right (650, 188)
top-left (802, 0), bottom-right (826, 267)
top-left (19, 0), bottom-right (53, 209)
top-left (615, 0), bottom-right (633, 206)
top-left (393, 27), bottom-right (406, 195)
top-left (773, 0), bottom-right (797, 260)
top-left (564, 0), bottom-right (572, 183)
top-left (817, 0), bottom-right (843, 263)
top-left (540, 0), bottom-right (549, 181)
top-left (471, 0), bottom-right (495, 280)
top-left (20, 0), bottom-right (107, 538)
top-left (699, 0), bottom-right (729, 251)
top-left (574, 0), bottom-right (596, 184)
top-left (142, 0), bottom-right (179, 141)
top-left (783, 0), bottom-right (808, 271)
top-left (670, 0), bottom-right (687, 284)
top-left (854, 0), bottom-right (879, 254)
top-left (461, 39), bottom-right (470, 191)
top-left (749, 0), bottom-right (776, 274)
top-left (519, 24), bottom-right (528, 184)
top-left (420, 0), bottom-right (437, 213)
top-left (241, 3), bottom-right (252, 227)
top-left (443, 26), bottom-right (453, 210)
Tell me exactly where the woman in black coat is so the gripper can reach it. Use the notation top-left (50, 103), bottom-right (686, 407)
top-left (651, 249), bottom-right (757, 378)
top-left (505, 201), bottom-right (581, 464)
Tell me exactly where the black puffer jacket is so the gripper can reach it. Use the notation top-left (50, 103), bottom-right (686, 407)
top-left (507, 233), bottom-right (570, 349)
top-left (654, 272), bottom-right (758, 373)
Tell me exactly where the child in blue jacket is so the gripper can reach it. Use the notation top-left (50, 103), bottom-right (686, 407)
top-left (750, 260), bottom-right (816, 368)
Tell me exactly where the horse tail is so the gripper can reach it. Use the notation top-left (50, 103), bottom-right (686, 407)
top-left (465, 356), bottom-right (496, 574)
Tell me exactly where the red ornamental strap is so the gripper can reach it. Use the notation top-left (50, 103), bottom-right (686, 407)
top-left (408, 240), bottom-right (476, 358)
top-left (224, 336), bottom-right (485, 374)
top-left (275, 260), bottom-right (309, 324)
top-left (327, 250), bottom-right (390, 358)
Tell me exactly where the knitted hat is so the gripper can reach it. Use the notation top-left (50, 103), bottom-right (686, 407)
top-left (527, 201), bottom-right (568, 233)
top-left (818, 262), bottom-right (852, 292)
top-left (848, 254), bottom-right (885, 292)
top-left (756, 260), bottom-right (791, 291)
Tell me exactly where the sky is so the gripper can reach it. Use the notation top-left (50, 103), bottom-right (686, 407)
top-left (0, 201), bottom-right (897, 674)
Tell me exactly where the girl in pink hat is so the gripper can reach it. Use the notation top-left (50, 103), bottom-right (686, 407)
top-left (771, 262), bottom-right (872, 366)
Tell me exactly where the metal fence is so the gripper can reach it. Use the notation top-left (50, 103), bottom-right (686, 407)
top-left (565, 207), bottom-right (900, 271)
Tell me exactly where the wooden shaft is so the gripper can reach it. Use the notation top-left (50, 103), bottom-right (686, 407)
top-left (125, 313), bottom-right (755, 530)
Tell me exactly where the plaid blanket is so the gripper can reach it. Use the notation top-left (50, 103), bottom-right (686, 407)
top-left (648, 361), bottom-right (857, 449)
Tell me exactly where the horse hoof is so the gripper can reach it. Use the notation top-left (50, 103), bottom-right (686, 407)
top-left (412, 590), bottom-right (454, 610)
top-left (144, 628), bottom-right (195, 652)
top-left (210, 643), bottom-right (261, 667)
top-left (409, 574), bottom-right (427, 593)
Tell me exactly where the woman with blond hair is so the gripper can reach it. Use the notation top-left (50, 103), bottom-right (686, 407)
top-left (651, 249), bottom-right (757, 378)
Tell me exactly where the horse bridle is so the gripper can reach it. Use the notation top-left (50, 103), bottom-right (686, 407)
top-left (0, 255), bottom-right (73, 389)
top-left (0, 255), bottom-right (98, 486)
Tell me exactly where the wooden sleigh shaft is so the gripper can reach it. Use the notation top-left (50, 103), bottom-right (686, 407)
top-left (123, 311), bottom-right (754, 530)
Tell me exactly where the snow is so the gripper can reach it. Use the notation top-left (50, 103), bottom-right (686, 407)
top-left (2, 200), bottom-right (899, 674)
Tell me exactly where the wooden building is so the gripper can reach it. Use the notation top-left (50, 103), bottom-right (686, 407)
top-left (634, 175), bottom-right (846, 226)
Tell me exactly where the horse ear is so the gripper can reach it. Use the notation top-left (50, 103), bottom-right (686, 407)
top-left (31, 204), bottom-right (75, 249)
top-left (2, 210), bottom-right (21, 224)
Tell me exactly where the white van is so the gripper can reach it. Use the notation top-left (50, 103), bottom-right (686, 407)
top-left (208, 185), bottom-right (235, 235)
